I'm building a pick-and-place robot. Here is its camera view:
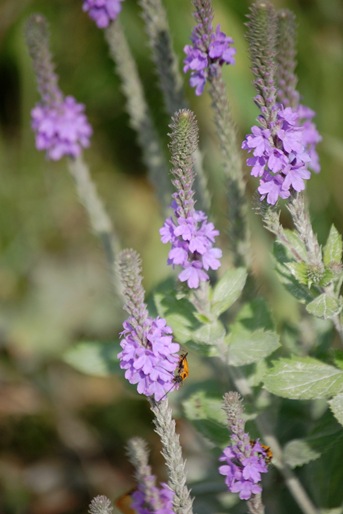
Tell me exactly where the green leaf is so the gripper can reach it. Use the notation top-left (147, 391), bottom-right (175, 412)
top-left (182, 390), bottom-right (228, 447)
top-left (323, 225), bottom-right (342, 266)
top-left (283, 439), bottom-right (321, 467)
top-left (153, 283), bottom-right (200, 344)
top-left (63, 340), bottom-right (120, 376)
top-left (273, 243), bottom-right (314, 303)
top-left (192, 319), bottom-right (226, 346)
top-left (211, 268), bottom-right (247, 316)
top-left (284, 409), bottom-right (343, 467)
top-left (233, 298), bottom-right (275, 331)
top-left (329, 393), bottom-right (343, 427)
top-left (306, 293), bottom-right (342, 320)
top-left (264, 357), bottom-right (343, 399)
top-left (225, 328), bottom-right (280, 366)
top-left (283, 229), bottom-right (308, 261)
top-left (286, 262), bottom-right (309, 286)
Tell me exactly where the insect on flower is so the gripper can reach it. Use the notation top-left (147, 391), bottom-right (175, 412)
top-left (250, 439), bottom-right (273, 465)
top-left (174, 352), bottom-right (189, 384)
top-left (160, 352), bottom-right (189, 400)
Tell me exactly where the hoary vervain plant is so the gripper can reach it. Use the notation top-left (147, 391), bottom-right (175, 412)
top-left (24, 1), bottom-right (343, 513)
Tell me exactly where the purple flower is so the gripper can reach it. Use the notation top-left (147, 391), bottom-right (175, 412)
top-left (82, 0), bottom-right (124, 28)
top-left (25, 15), bottom-right (93, 161)
top-left (219, 437), bottom-right (268, 501)
top-left (243, 4), bottom-right (321, 204)
top-left (131, 482), bottom-right (174, 514)
top-left (242, 105), bottom-right (318, 204)
top-left (118, 316), bottom-right (180, 401)
top-left (31, 96), bottom-right (92, 160)
top-left (160, 204), bottom-right (222, 289)
top-left (184, 21), bottom-right (236, 96)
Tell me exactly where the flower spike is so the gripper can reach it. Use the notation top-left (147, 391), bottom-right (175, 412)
top-left (242, 1), bottom-right (321, 204)
top-left (25, 14), bottom-right (92, 160)
top-left (117, 249), bottom-right (181, 401)
top-left (160, 110), bottom-right (222, 289)
top-left (183, 0), bottom-right (236, 95)
top-left (219, 392), bottom-right (269, 507)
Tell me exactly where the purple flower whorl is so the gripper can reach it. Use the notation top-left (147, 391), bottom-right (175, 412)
top-left (160, 110), bottom-right (222, 289)
top-left (131, 482), bottom-right (174, 514)
top-left (219, 438), bottom-right (268, 500)
top-left (25, 14), bottom-right (92, 161)
top-left (31, 96), bottom-right (92, 160)
top-left (160, 203), bottom-right (222, 289)
top-left (82, 0), bottom-right (124, 29)
top-left (219, 392), bottom-right (269, 503)
top-left (184, 0), bottom-right (236, 95)
top-left (117, 249), bottom-right (180, 402)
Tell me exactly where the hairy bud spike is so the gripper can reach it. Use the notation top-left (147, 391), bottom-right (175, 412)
top-left (276, 9), bottom-right (299, 108)
top-left (88, 495), bottom-right (113, 514)
top-left (117, 249), bottom-right (148, 326)
top-left (246, 1), bottom-right (278, 126)
top-left (25, 14), bottom-right (62, 105)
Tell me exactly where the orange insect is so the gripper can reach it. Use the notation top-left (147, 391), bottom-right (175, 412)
top-left (174, 352), bottom-right (189, 384)
top-left (115, 489), bottom-right (136, 514)
top-left (160, 352), bottom-right (189, 400)
top-left (250, 439), bottom-right (273, 464)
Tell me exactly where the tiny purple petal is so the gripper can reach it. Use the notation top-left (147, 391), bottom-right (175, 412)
top-left (82, 0), bottom-right (124, 28)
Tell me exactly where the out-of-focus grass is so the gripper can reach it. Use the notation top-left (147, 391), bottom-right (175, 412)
top-left (0, 0), bottom-right (343, 512)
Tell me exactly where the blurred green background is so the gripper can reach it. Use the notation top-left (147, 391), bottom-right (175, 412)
top-left (1, 0), bottom-right (343, 512)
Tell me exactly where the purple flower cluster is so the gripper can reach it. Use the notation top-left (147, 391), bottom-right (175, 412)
top-left (184, 24), bottom-right (236, 95)
top-left (118, 316), bottom-right (180, 401)
top-left (219, 438), bottom-right (268, 500)
top-left (82, 0), bottom-right (124, 28)
top-left (242, 104), bottom-right (321, 205)
top-left (31, 96), bottom-right (92, 160)
top-left (160, 202), bottom-right (222, 289)
top-left (131, 482), bottom-right (174, 514)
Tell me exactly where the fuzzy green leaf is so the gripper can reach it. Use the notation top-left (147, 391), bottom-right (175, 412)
top-left (63, 341), bottom-right (120, 376)
top-left (284, 410), bottom-right (343, 467)
top-left (323, 225), bottom-right (342, 266)
top-left (211, 268), bottom-right (247, 316)
top-left (182, 390), bottom-right (228, 447)
top-left (286, 262), bottom-right (309, 286)
top-left (233, 298), bottom-right (275, 331)
top-left (306, 293), bottom-right (342, 320)
top-left (283, 439), bottom-right (321, 467)
top-left (225, 328), bottom-right (280, 366)
top-left (329, 393), bottom-right (343, 427)
top-left (153, 285), bottom-right (200, 344)
top-left (264, 357), bottom-right (343, 399)
top-left (192, 319), bottom-right (226, 346)
top-left (283, 229), bottom-right (308, 261)
top-left (273, 243), bottom-right (314, 303)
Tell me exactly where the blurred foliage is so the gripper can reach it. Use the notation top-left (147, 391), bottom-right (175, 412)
top-left (0, 0), bottom-right (343, 512)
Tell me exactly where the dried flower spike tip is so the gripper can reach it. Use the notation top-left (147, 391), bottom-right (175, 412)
top-left (25, 14), bottom-right (92, 160)
top-left (160, 110), bottom-right (222, 289)
top-left (83, 0), bottom-right (124, 28)
top-left (219, 392), bottom-right (269, 502)
top-left (184, 0), bottom-right (236, 95)
top-left (117, 249), bottom-right (181, 401)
